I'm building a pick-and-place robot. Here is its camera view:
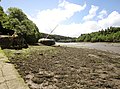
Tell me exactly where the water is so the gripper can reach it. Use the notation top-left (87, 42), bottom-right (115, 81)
top-left (56, 42), bottom-right (120, 54)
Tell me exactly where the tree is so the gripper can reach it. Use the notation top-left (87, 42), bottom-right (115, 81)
top-left (6, 7), bottom-right (40, 44)
top-left (0, 6), bottom-right (10, 29)
top-left (21, 19), bottom-right (40, 43)
top-left (77, 27), bottom-right (120, 42)
top-left (7, 7), bottom-right (28, 22)
top-left (84, 34), bottom-right (91, 42)
top-left (0, 6), bottom-right (4, 28)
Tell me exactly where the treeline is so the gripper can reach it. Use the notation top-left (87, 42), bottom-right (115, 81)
top-left (77, 27), bottom-right (120, 42)
top-left (40, 33), bottom-right (76, 42)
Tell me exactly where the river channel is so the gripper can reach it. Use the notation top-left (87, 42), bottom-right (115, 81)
top-left (56, 42), bottom-right (120, 54)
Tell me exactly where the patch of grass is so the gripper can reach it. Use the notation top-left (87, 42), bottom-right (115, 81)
top-left (0, 47), bottom-right (6, 54)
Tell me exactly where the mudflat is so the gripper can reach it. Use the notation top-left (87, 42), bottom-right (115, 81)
top-left (3, 46), bottom-right (120, 89)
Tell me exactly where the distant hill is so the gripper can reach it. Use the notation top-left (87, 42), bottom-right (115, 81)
top-left (40, 33), bottom-right (76, 42)
top-left (77, 27), bottom-right (120, 42)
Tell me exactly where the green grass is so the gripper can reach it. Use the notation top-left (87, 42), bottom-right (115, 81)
top-left (3, 46), bottom-right (56, 60)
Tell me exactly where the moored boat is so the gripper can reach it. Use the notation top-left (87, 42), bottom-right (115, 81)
top-left (38, 38), bottom-right (55, 46)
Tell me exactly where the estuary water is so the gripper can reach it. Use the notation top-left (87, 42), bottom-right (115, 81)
top-left (56, 42), bottom-right (120, 54)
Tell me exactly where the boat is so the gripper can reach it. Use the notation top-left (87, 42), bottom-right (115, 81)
top-left (38, 38), bottom-right (55, 46)
top-left (38, 25), bottom-right (58, 46)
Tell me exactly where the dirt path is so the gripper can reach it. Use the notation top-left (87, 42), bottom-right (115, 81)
top-left (3, 46), bottom-right (120, 89)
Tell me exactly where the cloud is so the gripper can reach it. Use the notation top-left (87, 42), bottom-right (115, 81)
top-left (58, 0), bottom-right (86, 12)
top-left (28, 0), bottom-right (120, 37)
top-left (53, 21), bottom-right (100, 37)
top-left (98, 11), bottom-right (120, 29)
top-left (28, 0), bottom-right (86, 34)
top-left (83, 5), bottom-right (99, 21)
top-left (98, 10), bottom-right (107, 19)
top-left (54, 11), bottom-right (120, 37)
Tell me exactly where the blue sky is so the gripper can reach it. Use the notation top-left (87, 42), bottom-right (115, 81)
top-left (1, 0), bottom-right (120, 37)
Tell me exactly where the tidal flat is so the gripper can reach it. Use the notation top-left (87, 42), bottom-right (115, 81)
top-left (4, 45), bottom-right (120, 89)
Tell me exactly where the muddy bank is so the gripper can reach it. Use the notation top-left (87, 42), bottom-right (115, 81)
top-left (4, 46), bottom-right (120, 89)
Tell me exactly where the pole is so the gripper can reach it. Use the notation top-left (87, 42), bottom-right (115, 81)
top-left (46, 24), bottom-right (59, 38)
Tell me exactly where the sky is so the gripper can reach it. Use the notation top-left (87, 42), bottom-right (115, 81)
top-left (1, 0), bottom-right (120, 37)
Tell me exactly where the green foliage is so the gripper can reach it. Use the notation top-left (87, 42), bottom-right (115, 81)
top-left (0, 6), bottom-right (9, 28)
top-left (7, 7), bottom-right (28, 22)
top-left (0, 6), bottom-right (40, 44)
top-left (7, 7), bottom-right (40, 44)
top-left (0, 6), bottom-right (4, 18)
top-left (77, 27), bottom-right (120, 42)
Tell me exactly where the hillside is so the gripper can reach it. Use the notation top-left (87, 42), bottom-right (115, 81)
top-left (40, 33), bottom-right (76, 42)
top-left (77, 27), bottom-right (120, 42)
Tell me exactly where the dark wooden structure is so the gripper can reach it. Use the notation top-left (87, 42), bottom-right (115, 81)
top-left (0, 25), bottom-right (28, 49)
